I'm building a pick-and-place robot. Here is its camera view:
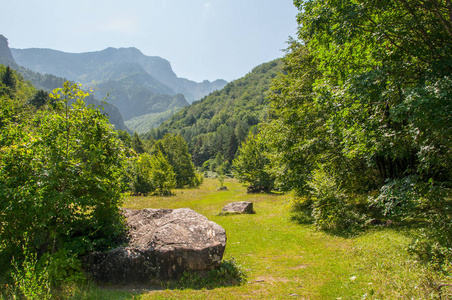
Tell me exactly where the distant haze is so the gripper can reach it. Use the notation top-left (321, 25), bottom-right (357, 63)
top-left (1, 0), bottom-right (299, 82)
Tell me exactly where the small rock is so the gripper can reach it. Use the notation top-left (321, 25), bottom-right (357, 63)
top-left (221, 201), bottom-right (254, 214)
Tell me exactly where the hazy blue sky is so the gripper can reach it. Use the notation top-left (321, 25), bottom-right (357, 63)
top-left (1, 0), bottom-right (299, 82)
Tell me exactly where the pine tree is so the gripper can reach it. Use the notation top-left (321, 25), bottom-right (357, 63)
top-left (1, 66), bottom-right (16, 97)
top-left (2, 66), bottom-right (15, 89)
top-left (132, 132), bottom-right (146, 154)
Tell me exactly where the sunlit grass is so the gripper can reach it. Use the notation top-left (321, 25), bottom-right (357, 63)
top-left (69, 178), bottom-right (449, 299)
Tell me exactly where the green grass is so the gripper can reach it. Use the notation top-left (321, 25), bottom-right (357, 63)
top-left (69, 179), bottom-right (451, 299)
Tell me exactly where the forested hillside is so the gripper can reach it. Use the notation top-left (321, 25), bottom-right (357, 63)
top-left (0, 35), bottom-right (129, 131)
top-left (145, 59), bottom-right (283, 168)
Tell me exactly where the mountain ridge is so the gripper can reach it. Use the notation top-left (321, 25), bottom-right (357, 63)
top-left (0, 36), bottom-right (129, 131)
top-left (11, 47), bottom-right (227, 103)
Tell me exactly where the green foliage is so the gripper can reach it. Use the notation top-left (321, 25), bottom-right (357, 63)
top-left (146, 60), bottom-right (283, 167)
top-left (370, 176), bottom-right (421, 218)
top-left (1, 66), bottom-right (16, 96)
top-left (127, 152), bottom-right (176, 196)
top-left (0, 81), bottom-right (127, 266)
top-left (128, 154), bottom-right (154, 195)
top-left (29, 89), bottom-right (52, 109)
top-left (264, 42), bottom-right (328, 195)
top-left (148, 151), bottom-right (177, 195)
top-left (38, 249), bottom-right (86, 287)
top-left (0, 65), bottom-right (36, 102)
top-left (306, 168), bottom-right (363, 231)
top-left (11, 244), bottom-right (52, 300)
top-left (153, 134), bottom-right (201, 188)
top-left (263, 0), bottom-right (452, 273)
top-left (232, 133), bottom-right (274, 193)
top-left (116, 129), bottom-right (132, 149)
top-left (131, 132), bottom-right (146, 154)
top-left (166, 258), bottom-right (246, 289)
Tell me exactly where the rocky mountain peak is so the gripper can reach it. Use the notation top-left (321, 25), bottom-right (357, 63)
top-left (0, 35), bottom-right (16, 64)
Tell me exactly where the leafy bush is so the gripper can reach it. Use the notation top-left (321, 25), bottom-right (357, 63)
top-left (153, 134), bottom-right (201, 188)
top-left (370, 176), bottom-right (421, 218)
top-left (307, 168), bottom-right (364, 231)
top-left (148, 151), bottom-right (177, 195)
top-left (11, 244), bottom-right (52, 300)
top-left (232, 133), bottom-right (274, 193)
top-left (38, 249), bottom-right (85, 287)
top-left (127, 152), bottom-right (177, 196)
top-left (166, 258), bottom-right (246, 289)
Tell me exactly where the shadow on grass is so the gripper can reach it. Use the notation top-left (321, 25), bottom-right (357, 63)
top-left (289, 205), bottom-right (429, 239)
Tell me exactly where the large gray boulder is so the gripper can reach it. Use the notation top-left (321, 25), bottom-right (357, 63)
top-left (221, 201), bottom-right (254, 214)
top-left (85, 208), bottom-right (227, 283)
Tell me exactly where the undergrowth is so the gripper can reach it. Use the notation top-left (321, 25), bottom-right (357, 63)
top-left (163, 258), bottom-right (247, 290)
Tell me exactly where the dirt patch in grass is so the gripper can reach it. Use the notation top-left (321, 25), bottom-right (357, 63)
top-left (288, 264), bottom-right (309, 270)
top-left (249, 276), bottom-right (290, 284)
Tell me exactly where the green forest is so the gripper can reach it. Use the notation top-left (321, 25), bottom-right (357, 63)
top-left (1, 0), bottom-right (452, 298)
top-left (145, 59), bottom-right (283, 174)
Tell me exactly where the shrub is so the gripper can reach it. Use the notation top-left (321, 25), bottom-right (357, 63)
top-left (307, 168), bottom-right (363, 231)
top-left (167, 258), bottom-right (246, 289)
top-left (370, 176), bottom-right (421, 219)
top-left (11, 244), bottom-right (52, 300)
top-left (38, 249), bottom-right (86, 287)
top-left (232, 133), bottom-right (274, 193)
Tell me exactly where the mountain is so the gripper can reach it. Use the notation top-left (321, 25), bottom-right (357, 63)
top-left (0, 35), bottom-right (18, 67)
top-left (11, 47), bottom-right (228, 103)
top-left (0, 36), bottom-right (128, 131)
top-left (145, 59), bottom-right (283, 166)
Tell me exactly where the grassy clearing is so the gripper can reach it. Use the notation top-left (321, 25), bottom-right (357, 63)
top-left (76, 178), bottom-right (449, 299)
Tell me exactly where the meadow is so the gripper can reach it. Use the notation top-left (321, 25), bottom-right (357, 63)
top-left (78, 178), bottom-right (448, 299)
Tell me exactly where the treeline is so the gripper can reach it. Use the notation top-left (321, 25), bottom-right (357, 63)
top-left (144, 60), bottom-right (283, 172)
top-left (118, 131), bottom-right (202, 196)
top-left (233, 0), bottom-right (452, 272)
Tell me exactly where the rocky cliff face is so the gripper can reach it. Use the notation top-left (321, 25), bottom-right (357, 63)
top-left (0, 35), bottom-right (17, 66)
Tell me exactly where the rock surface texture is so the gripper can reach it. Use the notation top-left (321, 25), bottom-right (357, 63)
top-left (86, 208), bottom-right (227, 283)
top-left (221, 201), bottom-right (254, 214)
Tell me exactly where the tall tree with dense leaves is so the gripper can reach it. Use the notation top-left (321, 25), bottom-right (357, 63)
top-left (153, 134), bottom-right (201, 188)
top-left (29, 89), bottom-right (51, 108)
top-left (296, 0), bottom-right (452, 184)
top-left (232, 133), bottom-right (275, 193)
top-left (1, 66), bottom-right (16, 90)
top-left (267, 0), bottom-right (452, 256)
top-left (132, 131), bottom-right (146, 154)
top-left (0, 81), bottom-right (127, 262)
